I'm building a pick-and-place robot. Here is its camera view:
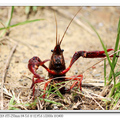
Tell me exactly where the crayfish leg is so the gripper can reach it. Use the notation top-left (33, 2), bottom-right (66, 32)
top-left (67, 74), bottom-right (83, 91)
top-left (42, 79), bottom-right (52, 100)
top-left (31, 77), bottom-right (45, 99)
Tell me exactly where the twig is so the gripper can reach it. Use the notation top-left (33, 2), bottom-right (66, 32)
top-left (71, 89), bottom-right (105, 110)
top-left (0, 37), bottom-right (16, 45)
top-left (0, 7), bottom-right (12, 37)
top-left (0, 36), bottom-right (36, 54)
top-left (1, 44), bottom-right (17, 110)
top-left (7, 37), bottom-right (36, 54)
top-left (10, 104), bottom-right (28, 110)
top-left (82, 83), bottom-right (103, 89)
top-left (72, 89), bottom-right (111, 102)
top-left (9, 36), bottom-right (35, 54)
top-left (78, 90), bottom-right (106, 110)
top-left (3, 87), bottom-right (21, 103)
top-left (112, 99), bottom-right (120, 110)
top-left (37, 97), bottom-right (43, 110)
top-left (86, 91), bottom-right (105, 110)
top-left (2, 44), bottom-right (17, 83)
top-left (50, 7), bottom-right (96, 36)
top-left (88, 91), bottom-right (111, 101)
top-left (0, 37), bottom-right (6, 42)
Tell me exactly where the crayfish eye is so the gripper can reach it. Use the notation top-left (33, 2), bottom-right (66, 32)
top-left (33, 56), bottom-right (37, 60)
top-left (51, 49), bottom-right (54, 52)
top-left (61, 49), bottom-right (64, 52)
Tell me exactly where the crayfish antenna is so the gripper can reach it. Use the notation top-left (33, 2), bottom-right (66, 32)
top-left (58, 34), bottom-right (60, 45)
top-left (59, 7), bottom-right (82, 45)
top-left (54, 12), bottom-right (58, 46)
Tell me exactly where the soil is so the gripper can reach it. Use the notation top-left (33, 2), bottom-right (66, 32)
top-left (0, 6), bottom-right (120, 110)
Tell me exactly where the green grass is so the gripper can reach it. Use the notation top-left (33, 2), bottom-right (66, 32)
top-left (8, 91), bottom-right (67, 110)
top-left (108, 19), bottom-right (120, 84)
top-left (25, 6), bottom-right (38, 14)
top-left (0, 6), bottom-right (14, 37)
top-left (8, 95), bottom-right (20, 110)
top-left (47, 83), bottom-right (64, 99)
top-left (0, 6), bottom-right (44, 37)
top-left (104, 59), bottom-right (107, 86)
top-left (87, 18), bottom-right (120, 109)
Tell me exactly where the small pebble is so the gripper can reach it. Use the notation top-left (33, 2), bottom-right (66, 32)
top-left (33, 45), bottom-right (39, 48)
top-left (19, 79), bottom-right (23, 82)
top-left (20, 70), bottom-right (26, 74)
top-left (94, 73), bottom-right (101, 77)
top-left (89, 71), bottom-right (92, 74)
top-left (4, 55), bottom-right (7, 57)
top-left (22, 59), bottom-right (29, 63)
top-left (23, 82), bottom-right (28, 86)
top-left (74, 70), bottom-right (78, 74)
top-left (53, 104), bottom-right (59, 110)
top-left (109, 27), bottom-right (113, 31)
top-left (98, 22), bottom-right (103, 27)
top-left (99, 81), bottom-right (104, 83)
top-left (6, 74), bottom-right (11, 78)
top-left (15, 57), bottom-right (20, 63)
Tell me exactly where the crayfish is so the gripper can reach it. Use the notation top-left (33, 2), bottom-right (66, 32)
top-left (28, 8), bottom-right (117, 100)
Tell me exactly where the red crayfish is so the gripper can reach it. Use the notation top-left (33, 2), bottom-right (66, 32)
top-left (28, 8), bottom-right (116, 100)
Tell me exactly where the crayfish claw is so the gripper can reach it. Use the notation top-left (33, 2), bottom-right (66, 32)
top-left (28, 56), bottom-right (41, 69)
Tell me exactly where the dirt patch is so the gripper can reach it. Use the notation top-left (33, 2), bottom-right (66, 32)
top-left (0, 6), bottom-right (120, 110)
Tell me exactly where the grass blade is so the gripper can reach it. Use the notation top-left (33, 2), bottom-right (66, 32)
top-left (39, 98), bottom-right (67, 109)
top-left (0, 6), bottom-right (14, 37)
top-left (108, 18), bottom-right (120, 82)
top-left (0, 19), bottom-right (44, 31)
top-left (9, 94), bottom-right (15, 105)
top-left (54, 85), bottom-right (64, 99)
top-left (115, 82), bottom-right (120, 88)
top-left (25, 6), bottom-right (30, 14)
top-left (6, 6), bottom-right (14, 27)
top-left (32, 6), bottom-right (37, 12)
top-left (104, 59), bottom-right (106, 86)
top-left (86, 20), bottom-right (115, 82)
top-left (8, 94), bottom-right (16, 110)
top-left (84, 19), bottom-right (120, 98)
top-left (40, 98), bottom-right (61, 105)
top-left (108, 19), bottom-right (120, 97)
top-left (115, 72), bottom-right (120, 77)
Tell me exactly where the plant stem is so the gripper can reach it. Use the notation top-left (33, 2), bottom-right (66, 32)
top-left (108, 18), bottom-right (120, 84)
top-left (104, 59), bottom-right (106, 86)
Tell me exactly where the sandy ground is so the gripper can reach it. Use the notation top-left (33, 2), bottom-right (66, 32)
top-left (0, 6), bottom-right (120, 110)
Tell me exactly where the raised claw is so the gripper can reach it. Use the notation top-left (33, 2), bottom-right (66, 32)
top-left (28, 56), bottom-right (41, 72)
top-left (28, 56), bottom-right (50, 98)
top-left (28, 56), bottom-right (50, 76)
